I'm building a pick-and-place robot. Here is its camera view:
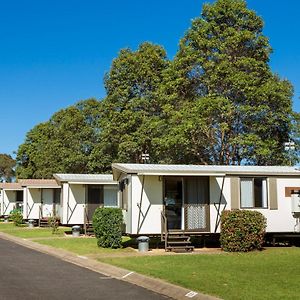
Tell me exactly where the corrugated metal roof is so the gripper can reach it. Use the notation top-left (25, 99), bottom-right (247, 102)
top-left (0, 183), bottom-right (23, 190)
top-left (18, 179), bottom-right (60, 188)
top-left (112, 163), bottom-right (300, 178)
top-left (53, 173), bottom-right (116, 184)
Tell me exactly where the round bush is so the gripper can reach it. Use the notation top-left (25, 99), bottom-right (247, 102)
top-left (220, 210), bottom-right (267, 252)
top-left (93, 207), bottom-right (123, 248)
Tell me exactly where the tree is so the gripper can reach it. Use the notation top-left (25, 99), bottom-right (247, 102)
top-left (100, 42), bottom-right (169, 163)
top-left (15, 0), bottom-right (297, 169)
top-left (287, 112), bottom-right (300, 165)
top-left (16, 99), bottom-right (104, 178)
top-left (159, 0), bottom-right (294, 165)
top-left (0, 154), bottom-right (16, 182)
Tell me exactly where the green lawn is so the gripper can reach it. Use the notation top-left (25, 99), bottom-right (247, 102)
top-left (0, 223), bottom-right (70, 238)
top-left (2, 222), bottom-right (299, 299)
top-left (99, 248), bottom-right (300, 300)
top-left (36, 237), bottom-right (134, 256)
top-left (0, 223), bottom-right (134, 255)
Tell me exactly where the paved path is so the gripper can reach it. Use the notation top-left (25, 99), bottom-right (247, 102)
top-left (0, 238), bottom-right (169, 300)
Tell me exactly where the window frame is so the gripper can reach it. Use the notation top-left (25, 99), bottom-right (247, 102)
top-left (240, 177), bottom-right (268, 209)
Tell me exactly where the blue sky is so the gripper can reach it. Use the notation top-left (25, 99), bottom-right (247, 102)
top-left (1, 0), bottom-right (300, 156)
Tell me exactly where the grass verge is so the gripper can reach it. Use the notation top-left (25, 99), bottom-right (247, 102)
top-left (0, 222), bottom-right (69, 238)
top-left (36, 237), bottom-right (134, 256)
top-left (3, 222), bottom-right (298, 299)
top-left (0, 223), bottom-right (135, 255)
top-left (99, 248), bottom-right (300, 300)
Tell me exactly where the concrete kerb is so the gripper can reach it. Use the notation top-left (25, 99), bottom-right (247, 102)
top-left (0, 232), bottom-right (221, 300)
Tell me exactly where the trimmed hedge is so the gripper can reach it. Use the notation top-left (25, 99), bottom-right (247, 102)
top-left (93, 207), bottom-right (123, 248)
top-left (220, 210), bottom-right (267, 252)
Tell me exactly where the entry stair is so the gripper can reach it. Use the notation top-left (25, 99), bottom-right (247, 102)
top-left (39, 218), bottom-right (49, 227)
top-left (84, 221), bottom-right (94, 236)
top-left (165, 231), bottom-right (194, 252)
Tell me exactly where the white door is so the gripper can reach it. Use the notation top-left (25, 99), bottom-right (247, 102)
top-left (42, 189), bottom-right (53, 217)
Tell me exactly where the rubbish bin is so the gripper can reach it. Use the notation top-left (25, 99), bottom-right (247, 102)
top-left (28, 219), bottom-right (35, 228)
top-left (72, 225), bottom-right (81, 237)
top-left (4, 215), bottom-right (9, 223)
top-left (137, 236), bottom-right (150, 252)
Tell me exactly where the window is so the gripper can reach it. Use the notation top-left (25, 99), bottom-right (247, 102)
top-left (53, 189), bottom-right (61, 205)
top-left (16, 191), bottom-right (23, 202)
top-left (87, 185), bottom-right (104, 206)
top-left (104, 186), bottom-right (118, 207)
top-left (240, 178), bottom-right (268, 208)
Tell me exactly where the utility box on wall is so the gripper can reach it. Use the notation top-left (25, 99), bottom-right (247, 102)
top-left (291, 190), bottom-right (300, 215)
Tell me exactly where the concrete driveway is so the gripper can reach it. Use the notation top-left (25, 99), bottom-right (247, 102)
top-left (0, 238), bottom-right (169, 300)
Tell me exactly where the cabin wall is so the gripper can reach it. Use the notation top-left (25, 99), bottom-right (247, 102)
top-left (119, 172), bottom-right (300, 235)
top-left (208, 177), bottom-right (300, 233)
top-left (61, 183), bottom-right (119, 225)
top-left (61, 183), bottom-right (68, 224)
top-left (62, 183), bottom-right (85, 225)
top-left (25, 189), bottom-right (41, 219)
top-left (23, 188), bottom-right (27, 219)
top-left (0, 191), bottom-right (3, 215)
top-left (0, 190), bottom-right (5, 215)
top-left (2, 190), bottom-right (17, 215)
top-left (130, 175), bottom-right (163, 235)
top-left (223, 177), bottom-right (300, 233)
top-left (257, 178), bottom-right (300, 232)
top-left (209, 176), bottom-right (231, 233)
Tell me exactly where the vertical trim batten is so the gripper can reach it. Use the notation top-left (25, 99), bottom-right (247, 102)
top-left (231, 177), bottom-right (240, 209)
top-left (269, 178), bottom-right (278, 210)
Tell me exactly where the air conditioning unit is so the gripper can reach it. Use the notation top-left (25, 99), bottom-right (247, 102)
top-left (291, 190), bottom-right (300, 216)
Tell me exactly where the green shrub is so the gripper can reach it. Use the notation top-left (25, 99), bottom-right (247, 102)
top-left (93, 207), bottom-right (123, 248)
top-left (48, 216), bottom-right (60, 234)
top-left (220, 210), bottom-right (266, 252)
top-left (10, 209), bottom-right (23, 226)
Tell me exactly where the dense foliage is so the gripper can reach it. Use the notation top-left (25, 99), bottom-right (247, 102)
top-left (93, 207), bottom-right (123, 248)
top-left (99, 42), bottom-right (169, 164)
top-left (16, 0), bottom-right (297, 177)
top-left (16, 99), bottom-right (104, 178)
top-left (0, 154), bottom-right (16, 182)
top-left (220, 210), bottom-right (266, 252)
top-left (158, 0), bottom-right (294, 165)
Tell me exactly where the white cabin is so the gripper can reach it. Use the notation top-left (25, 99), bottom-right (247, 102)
top-left (0, 183), bottom-right (23, 216)
top-left (53, 174), bottom-right (119, 226)
top-left (20, 179), bottom-right (61, 220)
top-left (112, 163), bottom-right (300, 235)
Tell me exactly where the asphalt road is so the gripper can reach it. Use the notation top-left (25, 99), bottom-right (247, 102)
top-left (0, 238), bottom-right (169, 300)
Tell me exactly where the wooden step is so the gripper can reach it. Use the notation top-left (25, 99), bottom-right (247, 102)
top-left (167, 240), bottom-right (192, 245)
top-left (84, 223), bottom-right (94, 235)
top-left (168, 236), bottom-right (190, 241)
top-left (166, 245), bottom-right (194, 252)
top-left (39, 218), bottom-right (50, 227)
top-left (165, 232), bottom-right (194, 252)
top-left (168, 234), bottom-right (190, 239)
